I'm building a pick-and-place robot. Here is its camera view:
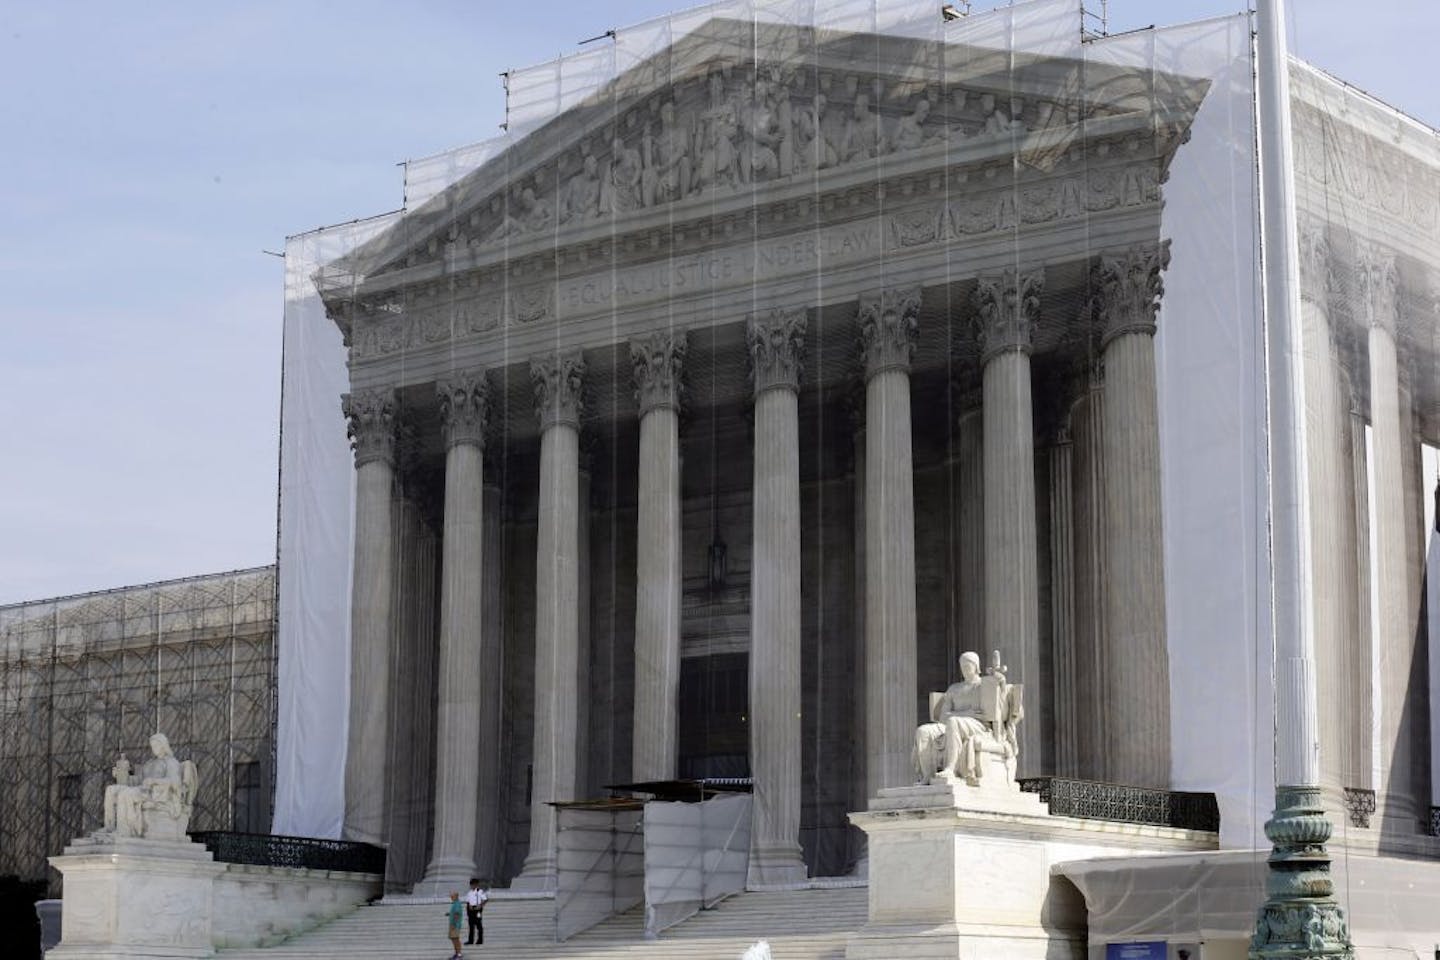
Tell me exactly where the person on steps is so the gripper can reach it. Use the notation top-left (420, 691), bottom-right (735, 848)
top-left (464, 878), bottom-right (489, 946)
top-left (445, 891), bottom-right (464, 959)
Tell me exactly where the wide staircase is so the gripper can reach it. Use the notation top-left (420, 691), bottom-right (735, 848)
top-left (218, 885), bottom-right (868, 960)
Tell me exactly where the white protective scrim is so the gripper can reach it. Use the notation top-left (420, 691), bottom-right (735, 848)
top-left (555, 806), bottom-right (644, 941)
top-left (274, 214), bottom-right (398, 841)
top-left (643, 793), bottom-right (753, 937)
top-left (1088, 14), bottom-right (1270, 850)
top-left (276, 0), bottom-right (1292, 894)
top-left (1055, 850), bottom-right (1440, 957)
top-left (1289, 55), bottom-right (1440, 853)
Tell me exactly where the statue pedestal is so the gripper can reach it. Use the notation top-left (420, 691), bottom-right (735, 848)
top-left (48, 835), bottom-right (225, 960)
top-left (846, 787), bottom-right (1216, 960)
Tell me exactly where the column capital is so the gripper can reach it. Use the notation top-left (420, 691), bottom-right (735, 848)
top-left (631, 330), bottom-right (688, 416)
top-left (1297, 217), bottom-right (1333, 306)
top-left (747, 308), bottom-right (807, 396)
top-left (973, 268), bottom-right (1043, 365)
top-left (342, 387), bottom-right (396, 468)
top-left (858, 287), bottom-right (921, 379)
top-left (1354, 240), bottom-right (1399, 336)
top-left (1091, 240), bottom-right (1171, 347)
top-left (436, 370), bottom-right (490, 451)
top-left (530, 350), bottom-right (586, 431)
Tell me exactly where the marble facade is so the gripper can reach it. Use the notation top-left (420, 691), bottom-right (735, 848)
top-left (309, 17), bottom-right (1440, 894)
top-left (318, 18), bottom-right (1201, 890)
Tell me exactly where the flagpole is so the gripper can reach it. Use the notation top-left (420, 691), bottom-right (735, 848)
top-left (1249, 0), bottom-right (1351, 953)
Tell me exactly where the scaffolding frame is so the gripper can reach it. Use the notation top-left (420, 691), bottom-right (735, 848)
top-left (0, 566), bottom-right (277, 889)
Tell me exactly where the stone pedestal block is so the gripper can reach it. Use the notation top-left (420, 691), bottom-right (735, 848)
top-left (847, 792), bottom-right (1215, 960)
top-left (48, 836), bottom-right (225, 960)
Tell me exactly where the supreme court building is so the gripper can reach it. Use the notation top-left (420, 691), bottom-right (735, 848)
top-left (271, 0), bottom-right (1440, 896)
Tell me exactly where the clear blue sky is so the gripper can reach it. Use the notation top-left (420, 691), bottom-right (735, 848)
top-left (0, 1), bottom-right (1434, 605)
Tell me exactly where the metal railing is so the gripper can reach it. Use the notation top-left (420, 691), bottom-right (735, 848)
top-left (189, 831), bottom-right (386, 875)
top-left (1018, 777), bottom-right (1220, 832)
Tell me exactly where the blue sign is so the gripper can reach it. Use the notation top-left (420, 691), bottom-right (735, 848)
top-left (1106, 943), bottom-right (1167, 960)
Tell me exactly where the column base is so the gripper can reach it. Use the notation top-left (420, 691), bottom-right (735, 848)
top-left (747, 842), bottom-right (808, 890)
top-left (509, 853), bottom-right (558, 894)
top-left (416, 856), bottom-right (480, 897)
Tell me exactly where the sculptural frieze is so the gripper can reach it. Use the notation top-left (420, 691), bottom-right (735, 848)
top-left (94, 733), bottom-right (199, 842)
top-left (913, 651), bottom-right (1025, 788)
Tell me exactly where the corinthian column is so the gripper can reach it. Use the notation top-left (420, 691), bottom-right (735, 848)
top-left (1297, 223), bottom-right (1356, 809)
top-left (1357, 244), bottom-right (1415, 831)
top-left (747, 307), bottom-right (808, 887)
top-left (1092, 242), bottom-right (1171, 788)
top-left (341, 387), bottom-right (397, 845)
top-left (514, 350), bottom-right (585, 891)
top-left (859, 288), bottom-right (920, 797)
top-left (974, 269), bottom-right (1042, 771)
top-left (631, 330), bottom-right (687, 782)
top-left (421, 372), bottom-right (489, 888)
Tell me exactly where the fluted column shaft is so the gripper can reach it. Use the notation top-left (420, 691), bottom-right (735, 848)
top-left (1358, 248), bottom-right (1415, 830)
top-left (1297, 227), bottom-right (1356, 804)
top-left (1049, 429), bottom-right (1078, 777)
top-left (423, 374), bottom-right (489, 888)
top-left (1094, 243), bottom-right (1171, 788)
top-left (1070, 377), bottom-right (1108, 781)
top-left (515, 351), bottom-right (585, 891)
top-left (975, 270), bottom-right (1042, 772)
top-left (860, 288), bottom-right (920, 797)
top-left (474, 481), bottom-right (505, 880)
top-left (747, 308), bottom-right (808, 887)
top-left (956, 403), bottom-right (985, 653)
top-left (1347, 399), bottom-right (1375, 791)
top-left (632, 331), bottom-right (687, 782)
top-left (342, 388), bottom-right (397, 846)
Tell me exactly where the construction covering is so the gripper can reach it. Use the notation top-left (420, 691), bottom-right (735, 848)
top-left (272, 0), bottom-right (1440, 902)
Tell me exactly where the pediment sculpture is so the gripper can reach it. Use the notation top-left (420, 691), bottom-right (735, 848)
top-left (96, 732), bottom-right (199, 842)
top-left (913, 650), bottom-right (1024, 788)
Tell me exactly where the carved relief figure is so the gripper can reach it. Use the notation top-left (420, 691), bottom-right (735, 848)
top-left (600, 136), bottom-right (644, 214)
top-left (913, 651), bottom-right (1024, 786)
top-left (890, 97), bottom-right (934, 153)
top-left (561, 153), bottom-right (601, 224)
top-left (644, 101), bottom-right (690, 205)
top-left (99, 732), bottom-right (199, 841)
top-left (739, 78), bottom-right (783, 184)
top-left (694, 74), bottom-right (740, 192)
top-left (843, 91), bottom-right (884, 162)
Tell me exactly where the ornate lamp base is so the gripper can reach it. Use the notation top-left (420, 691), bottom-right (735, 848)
top-left (1249, 785), bottom-right (1354, 959)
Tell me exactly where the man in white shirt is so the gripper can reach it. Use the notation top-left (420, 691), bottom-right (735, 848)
top-left (464, 878), bottom-right (488, 946)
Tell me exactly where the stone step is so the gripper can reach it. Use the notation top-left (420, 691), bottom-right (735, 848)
top-left (217, 887), bottom-right (866, 960)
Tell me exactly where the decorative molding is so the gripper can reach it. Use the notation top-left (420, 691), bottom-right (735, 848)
top-left (1354, 241), bottom-right (1399, 335)
top-left (1297, 218), bottom-right (1333, 306)
top-left (435, 370), bottom-right (490, 451)
top-left (631, 330), bottom-right (688, 416)
top-left (747, 307), bottom-right (807, 396)
top-left (1091, 240), bottom-right (1171, 347)
top-left (973, 268), bottom-right (1043, 365)
top-left (341, 388), bottom-right (397, 469)
top-left (530, 350), bottom-right (586, 431)
top-left (858, 286), bottom-right (921, 380)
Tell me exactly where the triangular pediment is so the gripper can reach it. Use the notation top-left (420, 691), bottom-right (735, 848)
top-left (320, 15), bottom-right (1208, 309)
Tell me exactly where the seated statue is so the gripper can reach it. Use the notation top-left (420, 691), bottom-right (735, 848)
top-left (913, 651), bottom-right (1024, 787)
top-left (99, 732), bottom-right (198, 841)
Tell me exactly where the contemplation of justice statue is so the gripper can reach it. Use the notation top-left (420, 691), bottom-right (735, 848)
top-left (96, 731), bottom-right (199, 841)
top-left (913, 650), bottom-right (1024, 789)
